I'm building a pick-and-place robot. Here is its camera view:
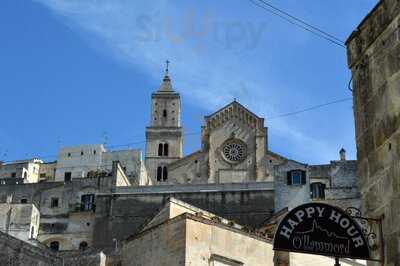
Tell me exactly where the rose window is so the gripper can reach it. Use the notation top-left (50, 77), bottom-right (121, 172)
top-left (222, 140), bottom-right (247, 163)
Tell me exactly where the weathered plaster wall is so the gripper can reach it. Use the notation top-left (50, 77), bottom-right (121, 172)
top-left (346, 0), bottom-right (400, 264)
top-left (94, 182), bottom-right (274, 248)
top-left (185, 216), bottom-right (274, 266)
top-left (274, 160), bottom-right (309, 212)
top-left (0, 230), bottom-right (61, 266)
top-left (122, 215), bottom-right (186, 266)
top-left (0, 203), bottom-right (40, 242)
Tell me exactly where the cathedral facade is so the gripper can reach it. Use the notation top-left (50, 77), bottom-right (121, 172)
top-left (145, 70), bottom-right (272, 186)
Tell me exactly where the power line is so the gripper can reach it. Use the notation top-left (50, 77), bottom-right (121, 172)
top-left (248, 0), bottom-right (346, 48)
top-left (256, 0), bottom-right (344, 43)
top-left (1, 98), bottom-right (352, 163)
top-left (267, 97), bottom-right (352, 120)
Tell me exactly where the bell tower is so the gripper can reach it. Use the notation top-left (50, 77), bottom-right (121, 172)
top-left (145, 61), bottom-right (183, 184)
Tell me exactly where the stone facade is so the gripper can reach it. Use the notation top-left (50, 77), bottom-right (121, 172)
top-left (145, 73), bottom-right (184, 184)
top-left (0, 161), bottom-right (129, 251)
top-left (55, 144), bottom-right (148, 185)
top-left (0, 159), bottom-right (43, 184)
top-left (93, 182), bottom-right (275, 249)
top-left (346, 0), bottom-right (400, 265)
top-left (0, 203), bottom-right (40, 243)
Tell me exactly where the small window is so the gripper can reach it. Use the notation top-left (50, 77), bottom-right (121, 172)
top-left (51, 198), bottom-right (59, 208)
top-left (11, 173), bottom-right (16, 178)
top-left (164, 143), bottom-right (169, 157)
top-left (20, 199), bottom-right (28, 204)
top-left (156, 167), bottom-right (163, 182)
top-left (50, 241), bottom-right (59, 251)
top-left (64, 172), bottom-right (72, 182)
top-left (158, 143), bottom-right (163, 156)
top-left (93, 150), bottom-right (96, 155)
top-left (81, 151), bottom-right (84, 156)
top-left (81, 194), bottom-right (95, 211)
top-left (311, 183), bottom-right (326, 199)
top-left (163, 109), bottom-right (167, 118)
top-left (291, 170), bottom-right (302, 185)
top-left (40, 173), bottom-right (46, 178)
top-left (67, 153), bottom-right (71, 157)
top-left (287, 170), bottom-right (306, 185)
top-left (79, 241), bottom-right (88, 251)
top-left (24, 172), bottom-right (28, 179)
top-left (163, 166), bottom-right (168, 181)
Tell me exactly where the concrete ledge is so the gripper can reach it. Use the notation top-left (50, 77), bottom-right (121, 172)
top-left (111, 181), bottom-right (274, 195)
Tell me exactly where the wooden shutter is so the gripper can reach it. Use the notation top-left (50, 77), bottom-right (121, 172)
top-left (301, 170), bottom-right (306, 184)
top-left (287, 171), bottom-right (292, 185)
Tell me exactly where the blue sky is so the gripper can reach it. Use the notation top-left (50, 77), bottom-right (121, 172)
top-left (0, 0), bottom-right (377, 164)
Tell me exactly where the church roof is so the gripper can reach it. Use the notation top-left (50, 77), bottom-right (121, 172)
top-left (205, 100), bottom-right (262, 121)
top-left (157, 74), bottom-right (174, 93)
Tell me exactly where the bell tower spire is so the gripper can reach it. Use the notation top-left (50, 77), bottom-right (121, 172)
top-left (159, 60), bottom-right (173, 92)
top-left (145, 61), bottom-right (183, 184)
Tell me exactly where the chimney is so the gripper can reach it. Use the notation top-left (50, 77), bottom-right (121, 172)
top-left (339, 148), bottom-right (346, 161)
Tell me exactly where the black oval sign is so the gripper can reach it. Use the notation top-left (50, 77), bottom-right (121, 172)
top-left (273, 203), bottom-right (370, 260)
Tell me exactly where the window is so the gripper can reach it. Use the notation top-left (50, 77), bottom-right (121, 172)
top-left (81, 194), bottom-right (95, 211)
top-left (163, 109), bottom-right (167, 118)
top-left (64, 172), bottom-right (72, 182)
top-left (50, 241), bottom-right (59, 251)
top-left (79, 241), bottom-right (88, 251)
top-left (287, 170), bottom-right (306, 185)
top-left (156, 166), bottom-right (168, 182)
top-left (11, 173), bottom-right (16, 178)
top-left (311, 183), bottom-right (326, 199)
top-left (158, 143), bottom-right (163, 156)
top-left (93, 150), bottom-right (96, 155)
top-left (24, 172), bottom-right (28, 179)
top-left (81, 151), bottom-right (84, 156)
top-left (158, 143), bottom-right (169, 157)
top-left (157, 167), bottom-right (163, 182)
top-left (51, 198), bottom-right (59, 208)
top-left (21, 199), bottom-right (28, 204)
top-left (40, 173), bottom-right (46, 178)
top-left (291, 170), bottom-right (302, 185)
top-left (164, 143), bottom-right (169, 156)
top-left (163, 166), bottom-right (168, 181)
top-left (67, 153), bottom-right (71, 157)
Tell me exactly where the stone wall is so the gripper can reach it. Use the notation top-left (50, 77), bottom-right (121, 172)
top-left (346, 0), bottom-right (400, 264)
top-left (0, 230), bottom-right (61, 266)
top-left (274, 160), bottom-right (309, 212)
top-left (94, 182), bottom-right (274, 248)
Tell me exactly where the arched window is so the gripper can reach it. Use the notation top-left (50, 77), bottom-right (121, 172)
top-left (79, 241), bottom-right (88, 251)
top-left (50, 241), bottom-right (60, 251)
top-left (158, 143), bottom-right (163, 156)
top-left (163, 166), bottom-right (168, 181)
top-left (24, 172), bottom-right (28, 179)
top-left (163, 109), bottom-right (167, 118)
top-left (157, 167), bottom-right (163, 182)
top-left (164, 143), bottom-right (169, 156)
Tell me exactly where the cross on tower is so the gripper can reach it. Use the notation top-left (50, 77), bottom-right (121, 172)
top-left (165, 60), bottom-right (170, 75)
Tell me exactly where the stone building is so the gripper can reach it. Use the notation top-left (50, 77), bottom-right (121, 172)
top-left (0, 159), bottom-right (44, 184)
top-left (0, 203), bottom-right (40, 243)
top-left (346, 0), bottom-right (400, 264)
top-left (0, 65), bottom-right (364, 264)
top-left (55, 144), bottom-right (149, 186)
